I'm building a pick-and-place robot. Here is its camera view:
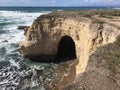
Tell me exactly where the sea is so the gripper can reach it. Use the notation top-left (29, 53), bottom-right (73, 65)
top-left (0, 7), bottom-right (119, 90)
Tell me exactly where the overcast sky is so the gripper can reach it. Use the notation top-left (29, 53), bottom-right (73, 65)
top-left (0, 0), bottom-right (120, 6)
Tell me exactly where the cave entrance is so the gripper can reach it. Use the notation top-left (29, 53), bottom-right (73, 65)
top-left (56, 36), bottom-right (76, 62)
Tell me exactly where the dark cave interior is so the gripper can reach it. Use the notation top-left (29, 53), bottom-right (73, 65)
top-left (55, 36), bottom-right (77, 62)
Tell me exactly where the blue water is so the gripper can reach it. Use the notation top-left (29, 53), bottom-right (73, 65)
top-left (0, 7), bottom-right (118, 90)
top-left (0, 6), bottom-right (111, 11)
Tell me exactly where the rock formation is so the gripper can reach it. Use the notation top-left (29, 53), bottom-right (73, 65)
top-left (19, 11), bottom-right (120, 74)
top-left (17, 26), bottom-right (29, 30)
top-left (63, 36), bottom-right (120, 90)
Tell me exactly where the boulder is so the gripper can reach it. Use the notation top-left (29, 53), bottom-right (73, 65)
top-left (17, 26), bottom-right (29, 30)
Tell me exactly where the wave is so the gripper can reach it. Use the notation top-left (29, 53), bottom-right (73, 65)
top-left (0, 22), bottom-right (13, 25)
top-left (0, 10), bottom-right (50, 58)
top-left (52, 9), bottom-right (63, 11)
top-left (0, 10), bottom-right (50, 24)
top-left (113, 7), bottom-right (120, 10)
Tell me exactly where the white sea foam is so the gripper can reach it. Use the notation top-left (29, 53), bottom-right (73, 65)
top-left (113, 7), bottom-right (120, 10)
top-left (0, 10), bottom-right (50, 53)
top-left (9, 59), bottom-right (20, 69)
top-left (0, 11), bottom-right (50, 25)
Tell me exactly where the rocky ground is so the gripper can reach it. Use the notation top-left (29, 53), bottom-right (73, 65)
top-left (63, 36), bottom-right (120, 90)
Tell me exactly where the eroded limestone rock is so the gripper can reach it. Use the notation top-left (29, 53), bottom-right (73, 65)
top-left (19, 11), bottom-right (120, 74)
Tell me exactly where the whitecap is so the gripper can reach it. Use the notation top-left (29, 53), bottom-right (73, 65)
top-left (113, 7), bottom-right (120, 10)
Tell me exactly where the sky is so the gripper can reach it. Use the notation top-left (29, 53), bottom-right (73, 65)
top-left (0, 0), bottom-right (120, 6)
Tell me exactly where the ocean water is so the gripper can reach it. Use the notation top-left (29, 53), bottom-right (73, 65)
top-left (0, 7), bottom-right (118, 90)
top-left (0, 8), bottom-right (50, 90)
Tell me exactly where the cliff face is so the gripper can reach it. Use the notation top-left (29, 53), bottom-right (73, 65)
top-left (19, 11), bottom-right (120, 74)
top-left (63, 36), bottom-right (120, 90)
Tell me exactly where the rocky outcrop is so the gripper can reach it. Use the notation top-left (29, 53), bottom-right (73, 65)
top-left (19, 11), bottom-right (120, 74)
top-left (63, 36), bottom-right (120, 90)
top-left (17, 26), bottom-right (29, 30)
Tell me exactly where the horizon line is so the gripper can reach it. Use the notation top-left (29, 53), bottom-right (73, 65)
top-left (0, 6), bottom-right (119, 7)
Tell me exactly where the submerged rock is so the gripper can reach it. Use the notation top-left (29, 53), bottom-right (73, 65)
top-left (17, 26), bottom-right (29, 35)
top-left (2, 40), bottom-right (8, 42)
top-left (17, 26), bottom-right (29, 30)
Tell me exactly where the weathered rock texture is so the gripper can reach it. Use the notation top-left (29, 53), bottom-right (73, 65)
top-left (63, 36), bottom-right (120, 90)
top-left (19, 11), bottom-right (120, 74)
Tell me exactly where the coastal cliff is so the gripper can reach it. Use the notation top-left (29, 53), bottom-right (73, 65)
top-left (19, 10), bottom-right (120, 75)
top-left (64, 36), bottom-right (120, 90)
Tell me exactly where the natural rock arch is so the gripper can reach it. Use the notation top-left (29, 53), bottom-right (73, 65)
top-left (55, 36), bottom-right (76, 62)
top-left (19, 11), bottom-right (120, 74)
